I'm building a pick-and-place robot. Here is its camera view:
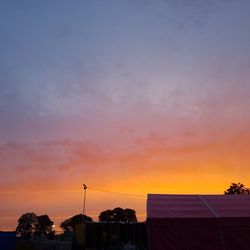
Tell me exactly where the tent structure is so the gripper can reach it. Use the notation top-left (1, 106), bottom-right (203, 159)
top-left (147, 194), bottom-right (250, 250)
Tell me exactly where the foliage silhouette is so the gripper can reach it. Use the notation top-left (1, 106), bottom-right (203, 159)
top-left (35, 214), bottom-right (55, 238)
top-left (224, 182), bottom-right (250, 194)
top-left (16, 212), bottom-right (37, 239)
top-left (99, 207), bottom-right (137, 222)
top-left (16, 212), bottom-right (55, 239)
top-left (60, 214), bottom-right (92, 232)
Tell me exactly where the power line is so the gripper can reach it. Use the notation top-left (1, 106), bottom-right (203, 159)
top-left (88, 186), bottom-right (146, 199)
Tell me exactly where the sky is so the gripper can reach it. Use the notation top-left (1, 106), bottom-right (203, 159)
top-left (1, 0), bottom-right (250, 231)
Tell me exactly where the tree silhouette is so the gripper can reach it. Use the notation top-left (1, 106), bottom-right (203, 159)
top-left (35, 215), bottom-right (55, 238)
top-left (16, 213), bottom-right (55, 239)
top-left (224, 182), bottom-right (250, 194)
top-left (60, 214), bottom-right (92, 232)
top-left (16, 212), bottom-right (37, 239)
top-left (99, 207), bottom-right (137, 222)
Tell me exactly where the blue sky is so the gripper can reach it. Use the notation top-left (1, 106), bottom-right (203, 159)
top-left (1, 0), bottom-right (250, 142)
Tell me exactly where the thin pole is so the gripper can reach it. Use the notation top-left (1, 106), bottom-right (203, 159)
top-left (83, 184), bottom-right (87, 217)
top-left (80, 184), bottom-right (87, 250)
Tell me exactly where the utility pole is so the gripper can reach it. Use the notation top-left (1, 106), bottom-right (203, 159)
top-left (80, 184), bottom-right (87, 250)
top-left (83, 184), bottom-right (87, 218)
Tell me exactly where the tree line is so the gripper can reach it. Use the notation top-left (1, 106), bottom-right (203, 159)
top-left (16, 182), bottom-right (249, 239)
top-left (16, 207), bottom-right (137, 239)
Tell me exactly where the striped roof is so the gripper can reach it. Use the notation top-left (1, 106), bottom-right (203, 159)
top-left (147, 194), bottom-right (250, 219)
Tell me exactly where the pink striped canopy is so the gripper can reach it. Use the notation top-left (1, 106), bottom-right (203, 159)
top-left (147, 194), bottom-right (250, 219)
top-left (147, 194), bottom-right (250, 250)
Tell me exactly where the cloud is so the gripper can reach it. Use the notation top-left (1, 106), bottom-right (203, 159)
top-left (0, 140), bottom-right (108, 172)
top-left (2, 129), bottom-right (250, 180)
top-left (0, 139), bottom-right (110, 191)
top-left (0, 136), bottom-right (189, 189)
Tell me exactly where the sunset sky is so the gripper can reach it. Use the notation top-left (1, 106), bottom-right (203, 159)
top-left (1, 0), bottom-right (250, 231)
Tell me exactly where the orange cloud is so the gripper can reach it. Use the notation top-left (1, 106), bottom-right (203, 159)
top-left (1, 133), bottom-right (250, 230)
